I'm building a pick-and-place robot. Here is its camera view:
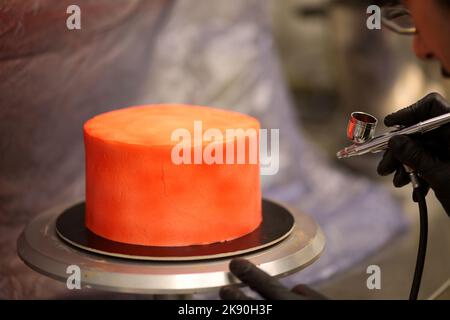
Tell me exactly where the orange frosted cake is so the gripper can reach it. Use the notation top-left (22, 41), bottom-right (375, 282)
top-left (83, 105), bottom-right (261, 246)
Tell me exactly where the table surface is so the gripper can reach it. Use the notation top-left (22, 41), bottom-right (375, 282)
top-left (17, 204), bottom-right (325, 295)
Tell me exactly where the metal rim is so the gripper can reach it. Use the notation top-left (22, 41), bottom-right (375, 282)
top-left (17, 201), bottom-right (326, 294)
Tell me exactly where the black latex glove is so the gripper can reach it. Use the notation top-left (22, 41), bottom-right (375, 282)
top-left (377, 92), bottom-right (450, 217)
top-left (219, 258), bottom-right (327, 300)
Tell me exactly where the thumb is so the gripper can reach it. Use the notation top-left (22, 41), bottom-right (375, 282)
top-left (388, 135), bottom-right (436, 174)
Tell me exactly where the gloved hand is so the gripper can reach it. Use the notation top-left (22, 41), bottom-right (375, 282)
top-left (377, 92), bottom-right (450, 217)
top-left (219, 258), bottom-right (326, 300)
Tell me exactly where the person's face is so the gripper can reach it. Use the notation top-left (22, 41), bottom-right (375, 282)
top-left (404, 0), bottom-right (450, 74)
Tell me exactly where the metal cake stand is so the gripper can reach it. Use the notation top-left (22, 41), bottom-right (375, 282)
top-left (17, 201), bottom-right (325, 296)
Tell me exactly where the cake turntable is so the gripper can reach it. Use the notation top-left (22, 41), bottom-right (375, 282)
top-left (17, 199), bottom-right (325, 296)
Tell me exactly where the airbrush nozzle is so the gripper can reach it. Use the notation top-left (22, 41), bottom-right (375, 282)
top-left (336, 145), bottom-right (358, 159)
top-left (336, 150), bottom-right (346, 159)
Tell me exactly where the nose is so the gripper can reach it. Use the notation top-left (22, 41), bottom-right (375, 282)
top-left (413, 35), bottom-right (434, 60)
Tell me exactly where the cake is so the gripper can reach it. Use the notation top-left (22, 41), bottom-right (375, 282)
top-left (83, 105), bottom-right (262, 246)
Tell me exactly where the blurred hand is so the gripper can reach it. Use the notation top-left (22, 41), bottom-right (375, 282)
top-left (219, 259), bottom-right (327, 300)
top-left (377, 92), bottom-right (450, 217)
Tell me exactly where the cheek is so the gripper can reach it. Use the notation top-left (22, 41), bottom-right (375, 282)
top-left (424, 10), bottom-right (450, 69)
top-left (409, 2), bottom-right (450, 62)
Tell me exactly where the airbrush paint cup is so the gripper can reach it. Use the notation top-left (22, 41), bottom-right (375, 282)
top-left (346, 112), bottom-right (378, 144)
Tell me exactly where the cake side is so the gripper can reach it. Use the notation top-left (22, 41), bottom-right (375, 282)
top-left (84, 105), bottom-right (262, 246)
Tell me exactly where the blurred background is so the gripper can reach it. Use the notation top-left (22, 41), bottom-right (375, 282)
top-left (1, 0), bottom-right (449, 299)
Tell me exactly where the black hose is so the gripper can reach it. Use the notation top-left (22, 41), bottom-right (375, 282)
top-left (409, 188), bottom-right (428, 300)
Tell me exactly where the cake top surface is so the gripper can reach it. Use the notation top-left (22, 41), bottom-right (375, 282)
top-left (84, 104), bottom-right (260, 146)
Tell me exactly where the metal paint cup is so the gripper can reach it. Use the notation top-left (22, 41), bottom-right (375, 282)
top-left (347, 112), bottom-right (378, 144)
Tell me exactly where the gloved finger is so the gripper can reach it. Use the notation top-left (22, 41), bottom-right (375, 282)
top-left (377, 149), bottom-right (400, 176)
top-left (388, 135), bottom-right (437, 174)
top-left (228, 259), bottom-right (297, 300)
top-left (220, 285), bottom-right (253, 300)
top-left (291, 284), bottom-right (327, 300)
top-left (393, 166), bottom-right (410, 188)
top-left (392, 168), bottom-right (430, 201)
top-left (385, 93), bottom-right (449, 127)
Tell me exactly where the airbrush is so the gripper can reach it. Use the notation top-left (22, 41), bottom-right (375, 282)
top-left (337, 111), bottom-right (450, 159)
top-left (337, 109), bottom-right (450, 300)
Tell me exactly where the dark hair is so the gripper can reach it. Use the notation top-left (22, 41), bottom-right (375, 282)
top-left (438, 0), bottom-right (450, 8)
top-left (374, 0), bottom-right (400, 6)
top-left (375, 0), bottom-right (450, 9)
